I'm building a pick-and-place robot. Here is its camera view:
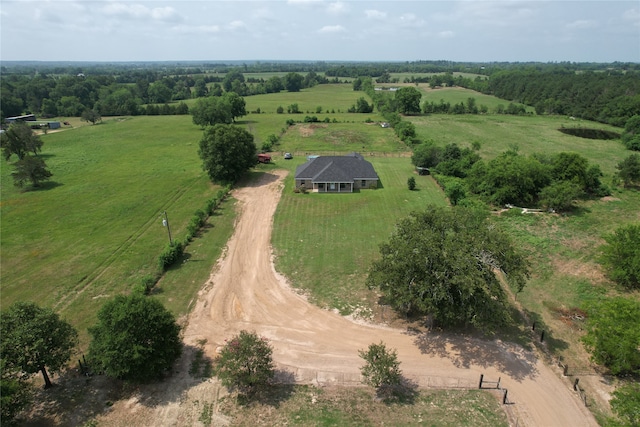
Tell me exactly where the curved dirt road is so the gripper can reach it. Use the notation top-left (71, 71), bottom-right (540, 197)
top-left (180, 170), bottom-right (597, 427)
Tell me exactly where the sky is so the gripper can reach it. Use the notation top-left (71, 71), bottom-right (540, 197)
top-left (1, 0), bottom-right (638, 63)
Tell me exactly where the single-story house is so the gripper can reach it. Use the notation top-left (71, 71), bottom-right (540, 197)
top-left (294, 152), bottom-right (379, 193)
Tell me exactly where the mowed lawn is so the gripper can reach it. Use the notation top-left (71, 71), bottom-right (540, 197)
top-left (0, 116), bottom-right (234, 340)
top-left (271, 155), bottom-right (447, 314)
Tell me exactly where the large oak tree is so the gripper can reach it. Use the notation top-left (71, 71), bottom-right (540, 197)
top-left (0, 302), bottom-right (78, 389)
top-left (1, 122), bottom-right (43, 160)
top-left (394, 86), bottom-right (422, 115)
top-left (88, 295), bottom-right (182, 382)
top-left (367, 206), bottom-right (529, 329)
top-left (198, 124), bottom-right (257, 184)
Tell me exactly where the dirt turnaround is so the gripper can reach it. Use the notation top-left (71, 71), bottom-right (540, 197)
top-left (100, 170), bottom-right (598, 426)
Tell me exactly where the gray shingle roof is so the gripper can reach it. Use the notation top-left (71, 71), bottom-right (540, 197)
top-left (295, 153), bottom-right (379, 183)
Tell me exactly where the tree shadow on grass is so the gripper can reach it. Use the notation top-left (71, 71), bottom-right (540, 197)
top-left (410, 328), bottom-right (540, 382)
top-left (25, 181), bottom-right (64, 191)
top-left (238, 171), bottom-right (280, 188)
top-left (378, 376), bottom-right (419, 406)
top-left (234, 368), bottom-right (296, 408)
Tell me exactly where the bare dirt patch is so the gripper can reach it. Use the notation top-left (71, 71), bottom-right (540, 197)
top-left (297, 123), bottom-right (327, 137)
top-left (552, 257), bottom-right (607, 283)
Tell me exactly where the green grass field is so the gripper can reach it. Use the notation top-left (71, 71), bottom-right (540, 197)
top-left (0, 116), bottom-right (235, 344)
top-left (408, 113), bottom-right (626, 176)
top-left (418, 86), bottom-right (533, 112)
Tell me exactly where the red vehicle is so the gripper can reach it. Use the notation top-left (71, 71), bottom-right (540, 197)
top-left (257, 153), bottom-right (272, 164)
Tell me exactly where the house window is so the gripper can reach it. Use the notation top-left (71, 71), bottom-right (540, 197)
top-left (330, 183), bottom-right (335, 190)
top-left (361, 180), bottom-right (366, 187)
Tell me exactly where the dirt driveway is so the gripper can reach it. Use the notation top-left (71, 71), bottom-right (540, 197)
top-left (98, 170), bottom-right (598, 426)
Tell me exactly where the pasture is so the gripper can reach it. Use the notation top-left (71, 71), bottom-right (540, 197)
top-left (0, 116), bottom-right (235, 342)
top-left (418, 86), bottom-right (534, 113)
top-left (408, 113), bottom-right (626, 176)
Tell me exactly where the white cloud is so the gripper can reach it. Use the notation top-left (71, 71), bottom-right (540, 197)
top-left (151, 7), bottom-right (179, 21)
top-left (452, 1), bottom-right (537, 27)
top-left (288, 0), bottom-right (323, 6)
top-left (102, 3), bottom-right (149, 18)
top-left (566, 19), bottom-right (597, 30)
top-left (172, 24), bottom-right (220, 35)
top-left (365, 9), bottom-right (387, 20)
top-left (318, 24), bottom-right (345, 34)
top-left (227, 20), bottom-right (246, 30)
top-left (101, 2), bottom-right (180, 22)
top-left (327, 2), bottom-right (348, 15)
top-left (437, 30), bottom-right (454, 39)
top-left (252, 7), bottom-right (274, 21)
top-left (398, 13), bottom-right (424, 28)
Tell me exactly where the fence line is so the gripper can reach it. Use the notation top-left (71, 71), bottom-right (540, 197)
top-left (274, 363), bottom-right (476, 389)
top-left (275, 367), bottom-right (524, 426)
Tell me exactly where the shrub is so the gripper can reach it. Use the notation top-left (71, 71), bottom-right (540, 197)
top-left (582, 297), bottom-right (640, 376)
top-left (407, 177), bottom-right (416, 190)
top-left (205, 196), bottom-right (219, 215)
top-left (215, 330), bottom-right (274, 396)
top-left (133, 274), bottom-right (157, 296)
top-left (610, 383), bottom-right (640, 426)
top-left (158, 241), bottom-right (184, 270)
top-left (88, 295), bottom-right (182, 382)
top-left (600, 224), bottom-right (640, 289)
top-left (359, 342), bottom-right (402, 397)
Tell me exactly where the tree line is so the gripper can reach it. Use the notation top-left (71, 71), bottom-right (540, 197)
top-left (0, 69), bottom-right (329, 121)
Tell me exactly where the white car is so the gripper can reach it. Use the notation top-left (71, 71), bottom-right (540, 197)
top-left (284, 152), bottom-right (293, 159)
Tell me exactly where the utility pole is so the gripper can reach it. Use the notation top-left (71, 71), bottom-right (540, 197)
top-left (162, 211), bottom-right (173, 245)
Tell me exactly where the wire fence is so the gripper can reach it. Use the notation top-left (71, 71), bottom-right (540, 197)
top-left (274, 363), bottom-right (476, 389)
top-left (274, 366), bottom-right (524, 426)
